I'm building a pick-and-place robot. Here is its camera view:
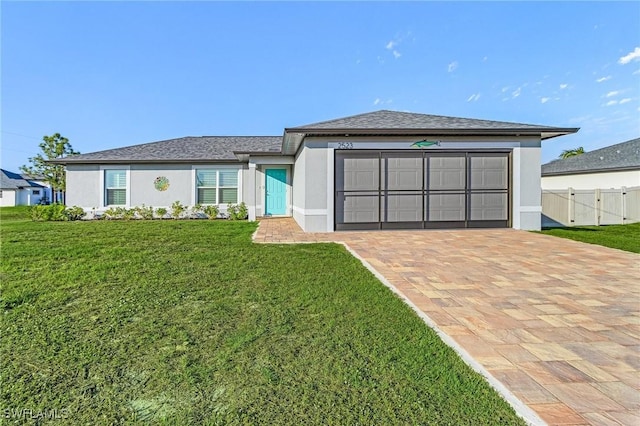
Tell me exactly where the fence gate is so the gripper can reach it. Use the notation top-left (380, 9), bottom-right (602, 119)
top-left (542, 186), bottom-right (640, 227)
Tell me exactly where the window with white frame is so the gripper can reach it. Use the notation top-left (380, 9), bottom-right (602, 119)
top-left (196, 169), bottom-right (238, 204)
top-left (105, 169), bottom-right (127, 205)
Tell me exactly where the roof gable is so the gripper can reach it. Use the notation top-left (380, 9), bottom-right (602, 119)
top-left (542, 137), bottom-right (640, 176)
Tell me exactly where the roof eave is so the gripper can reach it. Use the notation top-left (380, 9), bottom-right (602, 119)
top-left (48, 158), bottom-right (243, 165)
top-left (284, 127), bottom-right (579, 135)
top-left (542, 165), bottom-right (640, 177)
top-left (281, 127), bottom-right (579, 154)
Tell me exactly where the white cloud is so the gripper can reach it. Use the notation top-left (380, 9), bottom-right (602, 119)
top-left (392, 50), bottom-right (401, 59)
top-left (604, 100), bottom-right (618, 106)
top-left (385, 41), bottom-right (396, 50)
top-left (559, 84), bottom-right (568, 89)
top-left (596, 76), bottom-right (611, 83)
top-left (501, 86), bottom-right (509, 93)
top-left (633, 69), bottom-right (640, 75)
top-left (373, 98), bottom-right (381, 106)
top-left (619, 98), bottom-right (632, 104)
top-left (512, 87), bottom-right (521, 98)
top-left (466, 93), bottom-right (481, 102)
top-left (448, 61), bottom-right (458, 72)
top-left (618, 47), bottom-right (640, 65)
top-left (483, 56), bottom-right (488, 62)
top-left (606, 91), bottom-right (619, 97)
top-left (541, 97), bottom-right (550, 104)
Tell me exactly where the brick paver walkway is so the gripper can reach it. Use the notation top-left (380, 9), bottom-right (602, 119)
top-left (254, 218), bottom-right (640, 426)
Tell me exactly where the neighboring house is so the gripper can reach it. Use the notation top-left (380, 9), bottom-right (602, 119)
top-left (541, 137), bottom-right (640, 190)
top-left (0, 169), bottom-right (50, 207)
top-left (51, 110), bottom-right (578, 232)
top-left (540, 137), bottom-right (640, 227)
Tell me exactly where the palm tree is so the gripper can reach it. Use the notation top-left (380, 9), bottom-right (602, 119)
top-left (559, 147), bottom-right (585, 159)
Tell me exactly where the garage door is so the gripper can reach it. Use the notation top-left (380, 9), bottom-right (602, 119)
top-left (335, 151), bottom-right (510, 230)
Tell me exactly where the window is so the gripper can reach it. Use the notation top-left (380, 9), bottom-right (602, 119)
top-left (196, 169), bottom-right (238, 204)
top-left (33, 190), bottom-right (40, 195)
top-left (105, 169), bottom-right (127, 205)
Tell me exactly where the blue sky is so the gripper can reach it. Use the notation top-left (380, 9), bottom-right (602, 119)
top-left (2, 1), bottom-right (639, 172)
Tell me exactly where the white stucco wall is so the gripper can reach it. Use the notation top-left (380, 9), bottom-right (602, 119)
top-left (0, 189), bottom-right (17, 207)
top-left (0, 187), bottom-right (48, 206)
top-left (130, 164), bottom-right (193, 207)
top-left (541, 170), bottom-right (640, 190)
top-left (66, 165), bottom-right (101, 208)
top-left (292, 148), bottom-right (307, 230)
top-left (66, 163), bottom-right (245, 212)
top-left (512, 142), bottom-right (543, 230)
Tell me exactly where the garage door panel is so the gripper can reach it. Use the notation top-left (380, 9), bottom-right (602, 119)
top-left (470, 193), bottom-right (508, 220)
top-left (383, 156), bottom-right (422, 190)
top-left (337, 193), bottom-right (380, 223)
top-left (428, 193), bottom-right (466, 221)
top-left (384, 193), bottom-right (422, 222)
top-left (470, 156), bottom-right (508, 190)
top-left (428, 157), bottom-right (465, 190)
top-left (337, 155), bottom-right (379, 191)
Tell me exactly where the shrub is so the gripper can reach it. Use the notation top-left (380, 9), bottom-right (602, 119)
top-left (203, 205), bottom-right (219, 220)
top-left (29, 204), bottom-right (84, 221)
top-left (122, 208), bottom-right (136, 220)
top-left (64, 206), bottom-right (86, 221)
top-left (155, 207), bottom-right (168, 219)
top-left (104, 207), bottom-right (126, 220)
top-left (227, 202), bottom-right (248, 221)
top-left (135, 205), bottom-right (154, 220)
top-left (189, 203), bottom-right (203, 219)
top-left (171, 201), bottom-right (185, 220)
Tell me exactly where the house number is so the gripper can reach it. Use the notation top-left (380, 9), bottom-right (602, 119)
top-left (337, 142), bottom-right (353, 149)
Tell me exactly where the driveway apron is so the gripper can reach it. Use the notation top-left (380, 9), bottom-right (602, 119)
top-left (254, 218), bottom-right (640, 426)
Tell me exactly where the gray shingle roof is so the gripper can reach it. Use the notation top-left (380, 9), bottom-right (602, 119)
top-left (52, 136), bottom-right (282, 164)
top-left (0, 169), bottom-right (45, 189)
top-left (49, 110), bottom-right (579, 164)
top-left (281, 110), bottom-right (578, 155)
top-left (542, 137), bottom-right (640, 176)
top-left (288, 110), bottom-right (576, 134)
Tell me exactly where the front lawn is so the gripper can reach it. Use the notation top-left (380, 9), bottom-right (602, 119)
top-left (540, 222), bottom-right (640, 253)
top-left (1, 209), bottom-right (523, 424)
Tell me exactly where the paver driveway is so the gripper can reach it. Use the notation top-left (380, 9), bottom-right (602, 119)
top-left (254, 218), bottom-right (640, 426)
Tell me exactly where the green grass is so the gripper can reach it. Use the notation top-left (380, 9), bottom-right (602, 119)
top-left (1, 207), bottom-right (524, 424)
top-left (540, 222), bottom-right (640, 253)
top-left (0, 205), bottom-right (31, 222)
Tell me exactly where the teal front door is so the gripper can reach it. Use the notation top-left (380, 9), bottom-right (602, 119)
top-left (265, 169), bottom-right (287, 215)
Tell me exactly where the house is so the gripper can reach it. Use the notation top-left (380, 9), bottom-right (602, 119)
top-left (51, 110), bottom-right (578, 232)
top-left (0, 169), bottom-right (50, 207)
top-left (540, 137), bottom-right (640, 227)
top-left (541, 137), bottom-right (640, 190)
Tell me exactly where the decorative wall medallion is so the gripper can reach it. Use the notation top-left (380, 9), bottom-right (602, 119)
top-left (154, 176), bottom-right (170, 191)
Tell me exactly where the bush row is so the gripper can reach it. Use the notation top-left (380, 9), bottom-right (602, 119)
top-left (29, 204), bottom-right (85, 221)
top-left (29, 202), bottom-right (248, 222)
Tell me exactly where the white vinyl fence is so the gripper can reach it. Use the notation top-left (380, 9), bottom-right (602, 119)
top-left (542, 186), bottom-right (640, 227)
